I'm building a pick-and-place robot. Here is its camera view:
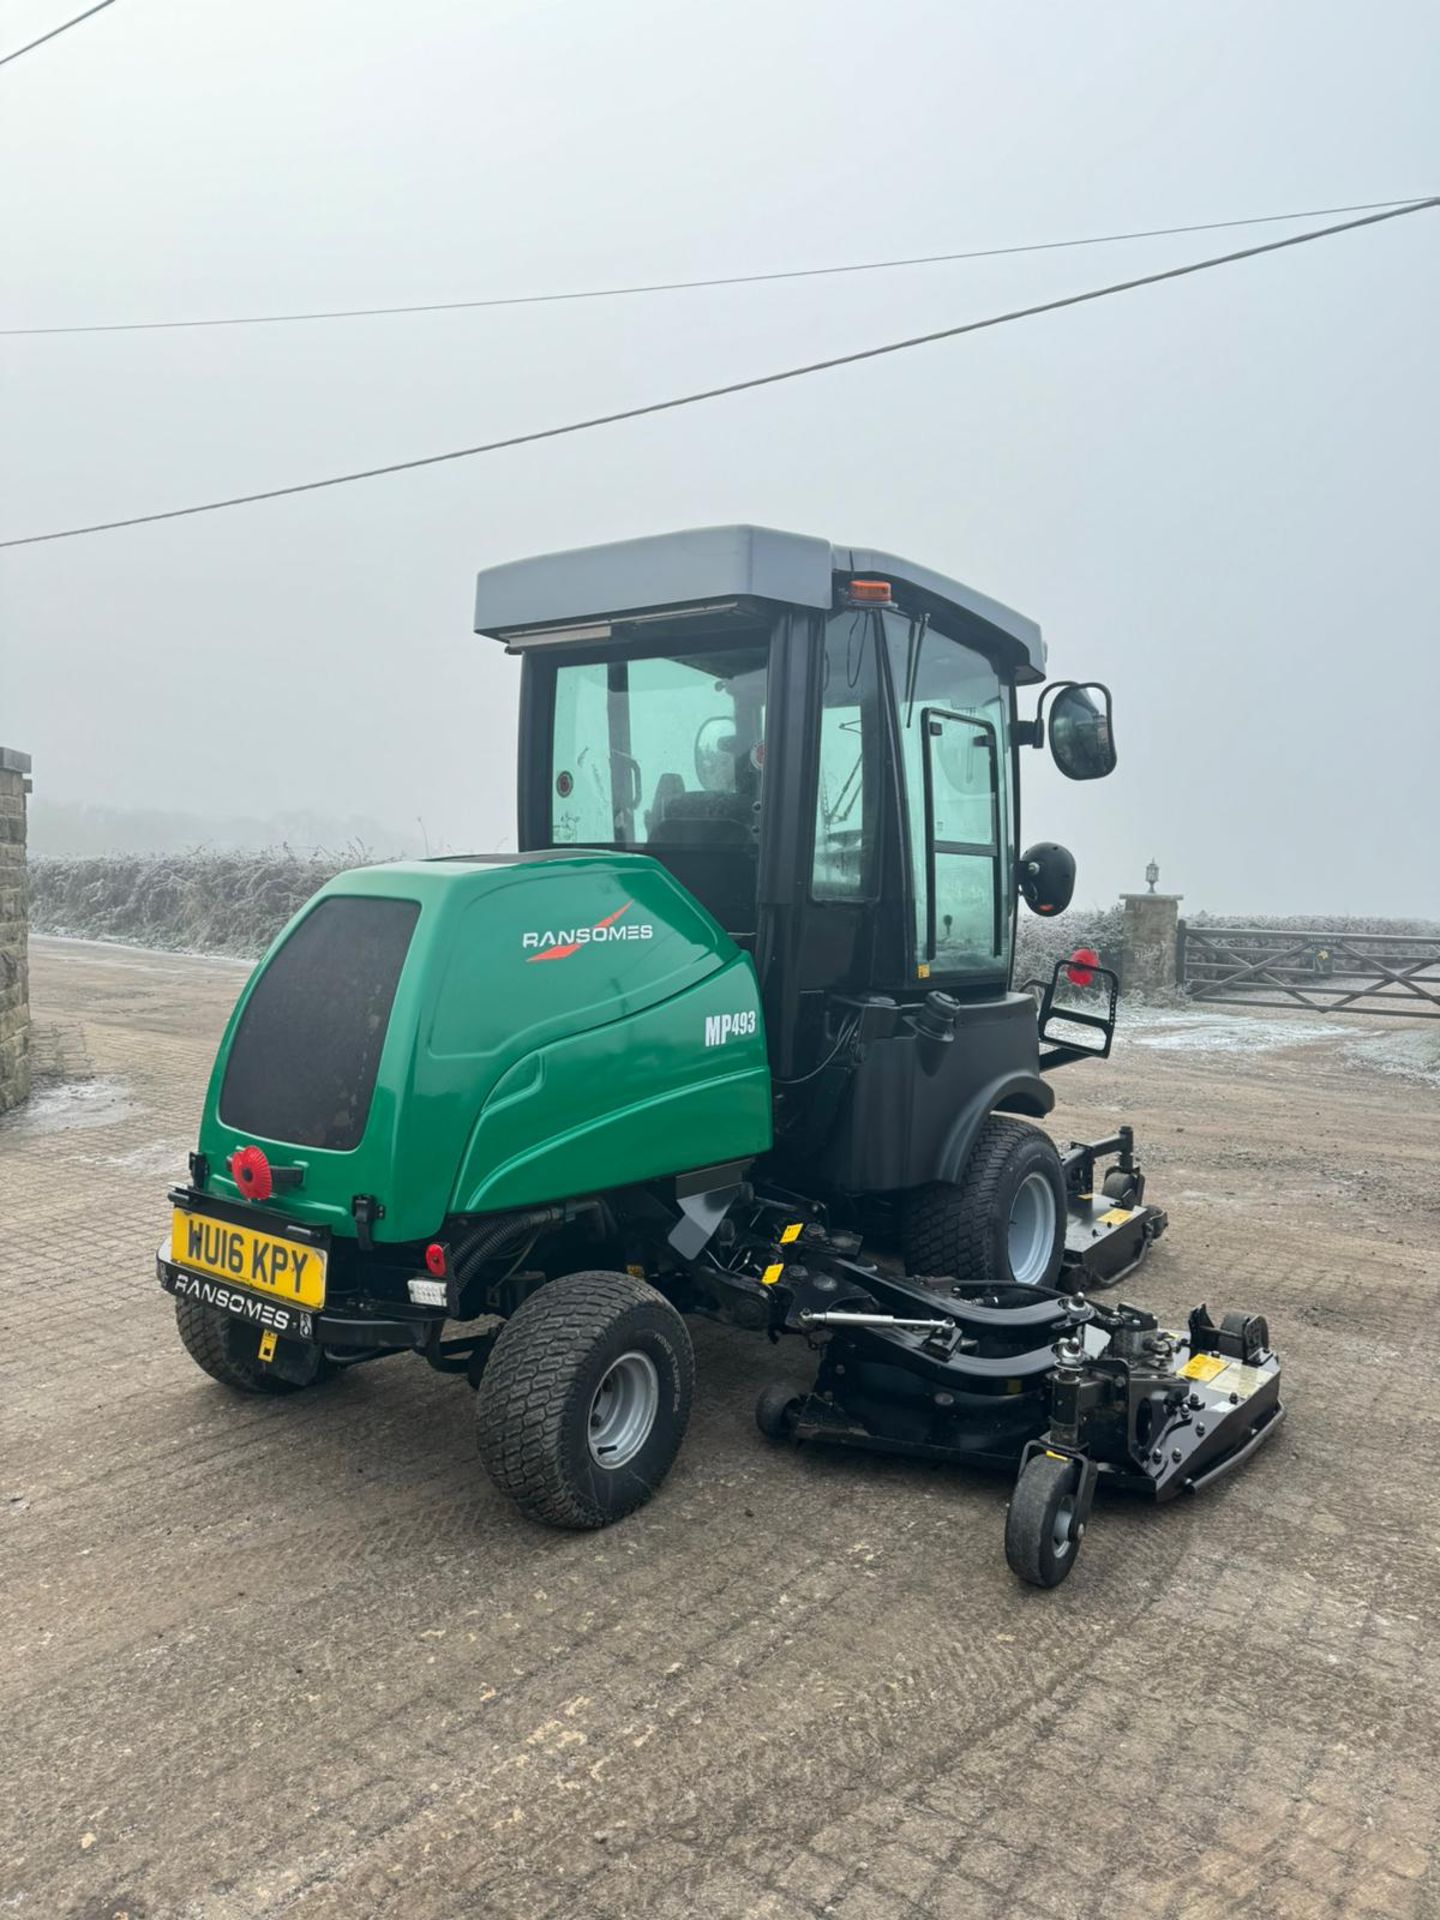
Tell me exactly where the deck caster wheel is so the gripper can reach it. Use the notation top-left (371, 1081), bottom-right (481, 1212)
top-left (1222, 1311), bottom-right (1269, 1360)
top-left (1102, 1167), bottom-right (1140, 1205)
top-left (475, 1270), bottom-right (694, 1530)
top-left (755, 1381), bottom-right (804, 1443)
top-left (1005, 1452), bottom-right (1086, 1588)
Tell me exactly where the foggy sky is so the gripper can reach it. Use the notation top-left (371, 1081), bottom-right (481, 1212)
top-left (2, 0), bottom-right (1437, 915)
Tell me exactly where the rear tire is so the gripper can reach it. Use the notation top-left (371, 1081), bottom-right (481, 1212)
top-left (475, 1270), bottom-right (694, 1530)
top-left (173, 1299), bottom-right (330, 1395)
top-left (1005, 1452), bottom-right (1085, 1588)
top-left (902, 1116), bottom-right (1066, 1288)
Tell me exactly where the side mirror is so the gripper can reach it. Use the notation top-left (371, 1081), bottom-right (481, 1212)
top-left (1018, 841), bottom-right (1076, 916)
top-left (1046, 683), bottom-right (1116, 780)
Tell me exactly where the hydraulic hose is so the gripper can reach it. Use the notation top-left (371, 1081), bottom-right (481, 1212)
top-left (450, 1199), bottom-right (604, 1290)
top-left (451, 1208), bottom-right (564, 1285)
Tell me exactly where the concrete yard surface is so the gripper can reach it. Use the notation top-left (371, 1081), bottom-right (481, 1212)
top-left (2, 937), bottom-right (1439, 1920)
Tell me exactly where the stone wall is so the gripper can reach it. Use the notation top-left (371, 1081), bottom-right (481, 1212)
top-left (0, 748), bottom-right (32, 1112)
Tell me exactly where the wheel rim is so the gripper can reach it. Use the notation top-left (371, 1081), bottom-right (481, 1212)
top-left (588, 1351), bottom-right (660, 1469)
top-left (1008, 1170), bottom-right (1059, 1285)
top-left (1052, 1491), bottom-right (1077, 1560)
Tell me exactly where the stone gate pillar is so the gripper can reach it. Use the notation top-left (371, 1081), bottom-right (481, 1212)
top-left (0, 747), bottom-right (32, 1113)
top-left (1119, 886), bottom-right (1182, 999)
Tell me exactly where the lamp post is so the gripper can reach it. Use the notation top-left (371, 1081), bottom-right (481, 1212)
top-left (1145, 859), bottom-right (1159, 895)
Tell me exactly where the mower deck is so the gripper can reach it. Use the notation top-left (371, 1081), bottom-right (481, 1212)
top-left (701, 1133), bottom-right (1280, 1585)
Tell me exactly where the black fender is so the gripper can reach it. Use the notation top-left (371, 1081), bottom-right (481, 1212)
top-left (932, 1072), bottom-right (1054, 1188)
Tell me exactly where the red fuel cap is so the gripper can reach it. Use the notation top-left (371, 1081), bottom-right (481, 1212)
top-left (230, 1145), bottom-right (273, 1202)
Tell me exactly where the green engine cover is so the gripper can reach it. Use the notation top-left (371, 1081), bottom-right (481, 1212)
top-left (196, 852), bottom-right (771, 1242)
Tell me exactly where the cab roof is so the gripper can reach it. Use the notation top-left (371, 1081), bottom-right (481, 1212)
top-left (474, 524), bottom-right (1046, 684)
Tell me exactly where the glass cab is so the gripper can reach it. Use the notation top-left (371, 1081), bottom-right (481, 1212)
top-left (519, 593), bottom-right (1019, 1074)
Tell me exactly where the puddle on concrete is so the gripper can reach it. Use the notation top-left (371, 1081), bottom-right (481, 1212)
top-left (0, 1076), bottom-right (137, 1136)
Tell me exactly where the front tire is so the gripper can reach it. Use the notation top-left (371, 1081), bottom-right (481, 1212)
top-left (174, 1299), bottom-right (330, 1394)
top-left (902, 1116), bottom-right (1066, 1288)
top-left (475, 1270), bottom-right (694, 1530)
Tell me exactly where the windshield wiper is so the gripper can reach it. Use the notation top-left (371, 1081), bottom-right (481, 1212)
top-left (902, 612), bottom-right (929, 728)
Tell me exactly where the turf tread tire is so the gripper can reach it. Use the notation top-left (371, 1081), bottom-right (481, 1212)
top-left (901, 1115), bottom-right (1065, 1288)
top-left (475, 1270), bottom-right (694, 1531)
top-left (173, 1298), bottom-right (319, 1394)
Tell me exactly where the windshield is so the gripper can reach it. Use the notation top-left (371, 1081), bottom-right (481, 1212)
top-left (880, 612), bottom-right (1012, 978)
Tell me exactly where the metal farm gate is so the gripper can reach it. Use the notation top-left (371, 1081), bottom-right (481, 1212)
top-left (1176, 924), bottom-right (1440, 1018)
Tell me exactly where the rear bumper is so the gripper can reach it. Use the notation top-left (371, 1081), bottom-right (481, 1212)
top-left (158, 1244), bottom-right (318, 1340)
top-left (156, 1247), bottom-right (441, 1353)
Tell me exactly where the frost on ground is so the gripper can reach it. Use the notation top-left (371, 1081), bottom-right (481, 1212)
top-left (1114, 1003), bottom-right (1440, 1078)
top-left (1341, 1025), bottom-right (1440, 1088)
top-left (1118, 1008), bottom-right (1365, 1054)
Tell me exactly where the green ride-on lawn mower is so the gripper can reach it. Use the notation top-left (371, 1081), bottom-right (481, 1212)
top-left (156, 526), bottom-right (1283, 1585)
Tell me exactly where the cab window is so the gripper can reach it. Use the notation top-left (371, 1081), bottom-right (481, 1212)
top-left (811, 608), bottom-right (883, 900)
top-left (549, 644), bottom-right (768, 850)
top-left (546, 638), bottom-right (769, 939)
top-left (882, 614), bottom-right (1012, 977)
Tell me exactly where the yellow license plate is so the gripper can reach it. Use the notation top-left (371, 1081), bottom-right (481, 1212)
top-left (171, 1207), bottom-right (327, 1309)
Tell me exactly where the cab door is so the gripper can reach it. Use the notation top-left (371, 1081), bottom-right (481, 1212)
top-left (920, 706), bottom-right (1004, 970)
top-left (877, 613), bottom-right (1015, 987)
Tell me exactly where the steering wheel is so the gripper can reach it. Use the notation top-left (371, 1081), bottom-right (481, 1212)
top-left (694, 715), bottom-right (737, 792)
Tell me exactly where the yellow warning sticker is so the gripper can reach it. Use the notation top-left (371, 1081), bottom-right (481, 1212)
top-left (761, 1263), bottom-right (785, 1288)
top-left (780, 1223), bottom-right (804, 1244)
top-left (1180, 1353), bottom-right (1228, 1383)
top-left (257, 1329), bottom-right (278, 1364)
top-left (1098, 1206), bottom-right (1136, 1226)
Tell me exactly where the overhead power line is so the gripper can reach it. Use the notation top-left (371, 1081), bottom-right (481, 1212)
top-left (0, 0), bottom-right (116, 71)
top-left (2, 196), bottom-right (1435, 552)
top-left (1, 196), bottom-right (1429, 337)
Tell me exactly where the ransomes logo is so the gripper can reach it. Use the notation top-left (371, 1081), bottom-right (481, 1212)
top-left (523, 901), bottom-right (655, 962)
top-left (167, 1270), bottom-right (310, 1338)
top-left (705, 1010), bottom-right (758, 1047)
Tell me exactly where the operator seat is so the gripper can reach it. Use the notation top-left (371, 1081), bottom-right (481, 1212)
top-left (652, 788), bottom-right (753, 847)
top-left (645, 772), bottom-right (686, 841)
top-left (642, 779), bottom-right (758, 941)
